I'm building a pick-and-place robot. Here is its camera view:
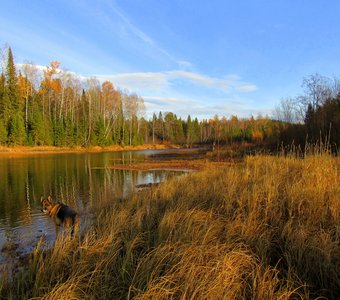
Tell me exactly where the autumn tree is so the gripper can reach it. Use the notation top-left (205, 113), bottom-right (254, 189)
top-left (40, 61), bottom-right (61, 121)
top-left (86, 78), bottom-right (100, 145)
top-left (101, 80), bottom-right (122, 144)
top-left (123, 92), bottom-right (144, 145)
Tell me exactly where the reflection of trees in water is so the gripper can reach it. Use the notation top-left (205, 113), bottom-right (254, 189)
top-left (0, 159), bottom-right (28, 226)
top-left (18, 173), bottom-right (32, 225)
top-left (0, 152), bottom-right (183, 227)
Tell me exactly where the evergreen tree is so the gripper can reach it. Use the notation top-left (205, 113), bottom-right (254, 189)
top-left (186, 115), bottom-right (193, 146)
top-left (157, 112), bottom-right (164, 142)
top-left (65, 117), bottom-right (76, 146)
top-left (4, 48), bottom-right (25, 144)
top-left (94, 117), bottom-right (107, 146)
top-left (5, 48), bottom-right (20, 111)
top-left (31, 99), bottom-right (52, 145)
top-left (175, 119), bottom-right (185, 143)
top-left (0, 73), bottom-right (7, 144)
top-left (54, 118), bottom-right (66, 146)
top-left (0, 119), bottom-right (7, 144)
top-left (164, 112), bottom-right (176, 142)
top-left (8, 112), bottom-right (25, 145)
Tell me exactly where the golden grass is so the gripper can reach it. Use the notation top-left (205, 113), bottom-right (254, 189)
top-left (1, 153), bottom-right (339, 299)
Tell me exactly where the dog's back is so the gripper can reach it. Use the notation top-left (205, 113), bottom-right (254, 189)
top-left (57, 203), bottom-right (79, 231)
top-left (41, 196), bottom-right (79, 236)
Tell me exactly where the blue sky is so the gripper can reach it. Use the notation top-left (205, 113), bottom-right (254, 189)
top-left (1, 0), bottom-right (340, 119)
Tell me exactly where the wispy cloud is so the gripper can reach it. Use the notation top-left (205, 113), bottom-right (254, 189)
top-left (96, 72), bottom-right (169, 92)
top-left (17, 58), bottom-right (257, 95)
top-left (94, 0), bottom-right (181, 66)
top-left (87, 69), bottom-right (259, 118)
top-left (168, 71), bottom-right (233, 90)
top-left (143, 94), bottom-right (269, 119)
top-left (114, 7), bottom-right (175, 61)
top-left (95, 70), bottom-right (256, 93)
top-left (143, 96), bottom-right (193, 114)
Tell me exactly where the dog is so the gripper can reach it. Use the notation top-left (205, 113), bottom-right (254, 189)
top-left (41, 195), bottom-right (79, 236)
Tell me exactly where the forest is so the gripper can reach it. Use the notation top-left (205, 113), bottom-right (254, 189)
top-left (1, 47), bottom-right (340, 150)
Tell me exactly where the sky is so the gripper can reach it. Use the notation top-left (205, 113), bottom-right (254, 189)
top-left (1, 0), bottom-right (340, 119)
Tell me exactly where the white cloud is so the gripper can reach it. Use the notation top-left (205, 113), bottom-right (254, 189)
top-left (16, 62), bottom-right (260, 118)
top-left (167, 71), bottom-right (234, 90)
top-left (143, 96), bottom-right (196, 116)
top-left (142, 94), bottom-right (265, 119)
top-left (97, 72), bottom-right (169, 92)
top-left (95, 70), bottom-right (254, 93)
top-left (143, 96), bottom-right (183, 103)
top-left (237, 85), bottom-right (258, 92)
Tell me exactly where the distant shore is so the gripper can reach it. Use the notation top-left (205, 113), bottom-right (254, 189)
top-left (0, 144), bottom-right (180, 157)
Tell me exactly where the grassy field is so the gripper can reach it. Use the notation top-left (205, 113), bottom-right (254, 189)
top-left (1, 152), bottom-right (339, 299)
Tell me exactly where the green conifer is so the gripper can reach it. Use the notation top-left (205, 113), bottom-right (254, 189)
top-left (0, 119), bottom-right (7, 144)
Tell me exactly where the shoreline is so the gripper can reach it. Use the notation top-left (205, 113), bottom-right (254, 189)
top-left (0, 144), bottom-right (180, 157)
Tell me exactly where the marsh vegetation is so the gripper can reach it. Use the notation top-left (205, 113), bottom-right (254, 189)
top-left (1, 150), bottom-right (339, 299)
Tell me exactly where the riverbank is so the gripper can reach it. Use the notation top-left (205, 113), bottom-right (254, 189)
top-left (0, 144), bottom-right (180, 157)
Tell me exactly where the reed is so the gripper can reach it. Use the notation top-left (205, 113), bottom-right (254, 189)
top-left (1, 152), bottom-right (339, 299)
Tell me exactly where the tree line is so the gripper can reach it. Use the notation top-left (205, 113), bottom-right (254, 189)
top-left (1, 47), bottom-right (339, 149)
top-left (0, 47), bottom-right (282, 147)
top-left (275, 73), bottom-right (340, 150)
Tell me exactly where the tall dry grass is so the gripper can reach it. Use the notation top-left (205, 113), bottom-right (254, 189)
top-left (1, 153), bottom-right (339, 299)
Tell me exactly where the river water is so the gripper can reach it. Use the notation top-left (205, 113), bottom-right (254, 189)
top-left (0, 149), bottom-right (186, 265)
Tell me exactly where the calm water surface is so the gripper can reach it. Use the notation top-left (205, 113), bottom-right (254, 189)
top-left (0, 149), bottom-right (185, 264)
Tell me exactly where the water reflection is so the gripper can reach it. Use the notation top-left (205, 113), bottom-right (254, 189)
top-left (0, 150), bottom-right (184, 262)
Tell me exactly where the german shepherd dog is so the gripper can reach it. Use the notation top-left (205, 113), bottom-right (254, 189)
top-left (41, 196), bottom-right (79, 237)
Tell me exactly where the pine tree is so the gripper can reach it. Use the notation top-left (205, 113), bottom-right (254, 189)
top-left (0, 73), bottom-right (8, 144)
top-left (31, 97), bottom-right (52, 145)
top-left (5, 48), bottom-right (20, 111)
top-left (94, 117), bottom-right (107, 146)
top-left (8, 112), bottom-right (25, 144)
top-left (0, 73), bottom-right (11, 128)
top-left (4, 48), bottom-right (26, 144)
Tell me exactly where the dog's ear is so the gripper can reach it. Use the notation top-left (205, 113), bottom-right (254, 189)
top-left (40, 196), bottom-right (44, 203)
top-left (48, 195), bottom-right (53, 202)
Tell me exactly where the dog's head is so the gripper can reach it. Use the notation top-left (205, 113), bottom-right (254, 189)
top-left (41, 195), bottom-right (54, 213)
